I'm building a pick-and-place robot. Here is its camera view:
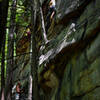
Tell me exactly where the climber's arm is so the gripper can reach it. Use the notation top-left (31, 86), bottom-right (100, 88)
top-left (50, 11), bottom-right (55, 19)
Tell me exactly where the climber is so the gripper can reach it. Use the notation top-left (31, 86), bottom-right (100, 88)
top-left (49, 0), bottom-right (56, 20)
top-left (46, 0), bottom-right (56, 32)
top-left (15, 82), bottom-right (23, 100)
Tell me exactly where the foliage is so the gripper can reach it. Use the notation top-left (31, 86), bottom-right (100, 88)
top-left (0, 0), bottom-right (31, 88)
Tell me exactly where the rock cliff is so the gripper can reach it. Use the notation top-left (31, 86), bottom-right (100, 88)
top-left (15, 0), bottom-right (100, 100)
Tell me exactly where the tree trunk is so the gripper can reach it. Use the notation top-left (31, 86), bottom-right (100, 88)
top-left (38, 0), bottom-right (49, 44)
top-left (0, 0), bottom-right (9, 98)
top-left (0, 0), bottom-right (9, 52)
top-left (30, 0), bottom-right (40, 100)
top-left (5, 0), bottom-right (17, 99)
top-left (1, 37), bottom-right (6, 100)
top-left (28, 75), bottom-right (33, 100)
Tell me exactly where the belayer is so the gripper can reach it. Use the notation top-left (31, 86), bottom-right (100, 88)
top-left (15, 82), bottom-right (23, 100)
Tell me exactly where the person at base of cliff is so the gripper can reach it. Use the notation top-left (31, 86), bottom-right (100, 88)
top-left (46, 0), bottom-right (56, 32)
top-left (15, 82), bottom-right (23, 100)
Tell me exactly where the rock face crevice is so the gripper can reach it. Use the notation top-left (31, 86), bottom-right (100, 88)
top-left (71, 85), bottom-right (100, 100)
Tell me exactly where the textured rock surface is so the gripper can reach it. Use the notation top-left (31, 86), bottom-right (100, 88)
top-left (15, 0), bottom-right (100, 100)
top-left (47, 0), bottom-right (100, 100)
top-left (39, 0), bottom-right (100, 100)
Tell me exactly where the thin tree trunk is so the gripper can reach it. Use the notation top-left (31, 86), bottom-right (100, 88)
top-left (30, 0), bottom-right (40, 100)
top-left (1, 37), bottom-right (6, 100)
top-left (28, 75), bottom-right (33, 100)
top-left (0, 0), bottom-right (9, 98)
top-left (0, 0), bottom-right (10, 52)
top-left (38, 0), bottom-right (49, 44)
top-left (0, 0), bottom-right (9, 97)
top-left (5, 0), bottom-right (17, 99)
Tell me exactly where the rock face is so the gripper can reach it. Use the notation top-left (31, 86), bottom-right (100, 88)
top-left (39, 0), bottom-right (100, 100)
top-left (45, 0), bottom-right (100, 100)
top-left (15, 0), bottom-right (100, 100)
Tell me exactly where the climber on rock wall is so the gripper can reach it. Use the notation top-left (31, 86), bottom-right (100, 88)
top-left (49, 0), bottom-right (56, 20)
top-left (46, 0), bottom-right (56, 32)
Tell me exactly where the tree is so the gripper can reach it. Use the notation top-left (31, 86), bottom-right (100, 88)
top-left (1, 38), bottom-right (6, 100)
top-left (28, 75), bottom-right (33, 100)
top-left (30, 0), bottom-right (40, 100)
top-left (0, 0), bottom-right (9, 52)
top-left (0, 0), bottom-right (9, 99)
top-left (5, 0), bottom-right (17, 99)
top-left (38, 0), bottom-right (49, 44)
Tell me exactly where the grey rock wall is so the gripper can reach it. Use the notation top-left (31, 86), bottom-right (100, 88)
top-left (48, 0), bottom-right (100, 100)
top-left (15, 0), bottom-right (100, 100)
